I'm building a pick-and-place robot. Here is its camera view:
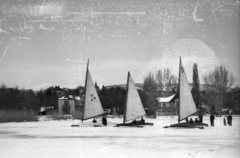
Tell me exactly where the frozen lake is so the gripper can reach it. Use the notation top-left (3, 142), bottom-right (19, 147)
top-left (0, 116), bottom-right (239, 158)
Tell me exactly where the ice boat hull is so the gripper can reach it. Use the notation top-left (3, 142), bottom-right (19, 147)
top-left (164, 122), bottom-right (208, 128)
top-left (71, 124), bottom-right (104, 127)
top-left (116, 121), bottom-right (154, 127)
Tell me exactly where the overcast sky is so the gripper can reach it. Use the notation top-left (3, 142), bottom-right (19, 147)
top-left (0, 0), bottom-right (239, 90)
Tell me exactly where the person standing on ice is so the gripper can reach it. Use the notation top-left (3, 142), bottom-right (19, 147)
top-left (102, 115), bottom-right (107, 126)
top-left (198, 113), bottom-right (203, 123)
top-left (210, 113), bottom-right (215, 127)
top-left (227, 113), bottom-right (232, 126)
top-left (223, 117), bottom-right (226, 126)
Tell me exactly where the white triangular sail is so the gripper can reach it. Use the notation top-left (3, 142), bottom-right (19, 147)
top-left (178, 58), bottom-right (197, 122)
top-left (82, 63), bottom-right (104, 121)
top-left (124, 72), bottom-right (146, 123)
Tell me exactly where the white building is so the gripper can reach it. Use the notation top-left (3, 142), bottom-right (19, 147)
top-left (58, 95), bottom-right (82, 116)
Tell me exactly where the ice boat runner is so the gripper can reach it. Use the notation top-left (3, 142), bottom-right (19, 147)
top-left (71, 60), bottom-right (105, 127)
top-left (116, 72), bottom-right (153, 127)
top-left (164, 57), bottom-right (208, 128)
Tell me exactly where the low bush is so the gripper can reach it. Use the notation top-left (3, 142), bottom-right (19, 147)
top-left (0, 110), bottom-right (37, 123)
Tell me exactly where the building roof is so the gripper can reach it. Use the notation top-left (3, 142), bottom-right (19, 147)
top-left (104, 83), bottom-right (143, 90)
top-left (59, 95), bottom-right (81, 100)
top-left (156, 94), bottom-right (176, 103)
top-left (53, 86), bottom-right (65, 92)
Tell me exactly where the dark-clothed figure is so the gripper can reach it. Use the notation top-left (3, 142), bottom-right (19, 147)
top-left (227, 114), bottom-right (232, 126)
top-left (102, 115), bottom-right (107, 126)
top-left (195, 118), bottom-right (199, 123)
top-left (223, 118), bottom-right (226, 126)
top-left (189, 118), bottom-right (193, 123)
top-left (210, 114), bottom-right (215, 127)
top-left (92, 118), bottom-right (97, 123)
top-left (132, 119), bottom-right (137, 124)
top-left (140, 117), bottom-right (145, 123)
top-left (198, 114), bottom-right (203, 123)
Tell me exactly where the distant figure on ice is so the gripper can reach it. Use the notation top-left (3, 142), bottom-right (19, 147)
top-left (223, 118), bottom-right (226, 126)
top-left (140, 117), bottom-right (145, 123)
top-left (132, 119), bottom-right (137, 124)
top-left (102, 115), bottom-right (107, 126)
top-left (92, 118), bottom-right (97, 123)
top-left (210, 113), bottom-right (215, 127)
top-left (189, 118), bottom-right (193, 123)
top-left (198, 114), bottom-right (203, 123)
top-left (227, 114), bottom-right (232, 126)
top-left (195, 118), bottom-right (199, 123)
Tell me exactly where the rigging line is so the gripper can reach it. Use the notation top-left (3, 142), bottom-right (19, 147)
top-left (66, 58), bottom-right (82, 63)
top-left (0, 37), bottom-right (39, 64)
top-left (0, 37), bottom-right (5, 45)
top-left (0, 38), bottom-right (16, 64)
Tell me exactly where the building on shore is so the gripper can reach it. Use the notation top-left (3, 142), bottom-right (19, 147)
top-left (58, 95), bottom-right (82, 117)
top-left (156, 94), bottom-right (179, 116)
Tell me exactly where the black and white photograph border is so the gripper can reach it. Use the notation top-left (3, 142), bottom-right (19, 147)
top-left (0, 0), bottom-right (239, 158)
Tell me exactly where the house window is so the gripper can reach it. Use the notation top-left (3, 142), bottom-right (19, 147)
top-left (175, 98), bottom-right (179, 108)
top-left (160, 103), bottom-right (163, 108)
top-left (163, 103), bottom-right (166, 108)
top-left (63, 106), bottom-right (70, 115)
top-left (64, 100), bottom-right (69, 106)
top-left (165, 103), bottom-right (170, 108)
top-left (63, 100), bottom-right (70, 115)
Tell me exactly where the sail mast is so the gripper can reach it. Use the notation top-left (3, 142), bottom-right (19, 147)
top-left (123, 72), bottom-right (130, 124)
top-left (178, 57), bottom-right (181, 123)
top-left (82, 59), bottom-right (89, 122)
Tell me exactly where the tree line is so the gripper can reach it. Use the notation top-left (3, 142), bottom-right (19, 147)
top-left (0, 64), bottom-right (239, 115)
top-left (0, 85), bottom-right (57, 111)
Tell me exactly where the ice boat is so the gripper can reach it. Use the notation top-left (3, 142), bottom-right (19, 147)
top-left (115, 72), bottom-right (153, 127)
top-left (71, 60), bottom-right (105, 127)
top-left (164, 57), bottom-right (208, 129)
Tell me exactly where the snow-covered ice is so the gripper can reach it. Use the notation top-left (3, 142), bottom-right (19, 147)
top-left (0, 116), bottom-right (239, 158)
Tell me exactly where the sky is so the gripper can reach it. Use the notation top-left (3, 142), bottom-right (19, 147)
top-left (0, 0), bottom-right (239, 90)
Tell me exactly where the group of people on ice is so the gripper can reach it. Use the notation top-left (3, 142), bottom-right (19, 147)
top-left (209, 113), bottom-right (233, 127)
top-left (185, 113), bottom-right (233, 127)
top-left (92, 115), bottom-right (108, 126)
top-left (187, 114), bottom-right (203, 124)
top-left (223, 114), bottom-right (232, 126)
top-left (131, 117), bottom-right (145, 124)
top-left (92, 113), bottom-right (233, 127)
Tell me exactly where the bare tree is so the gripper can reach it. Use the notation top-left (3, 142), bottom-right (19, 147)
top-left (203, 65), bottom-right (236, 114)
top-left (155, 70), bottom-right (163, 91)
top-left (143, 72), bottom-right (158, 115)
top-left (155, 68), bottom-right (177, 92)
